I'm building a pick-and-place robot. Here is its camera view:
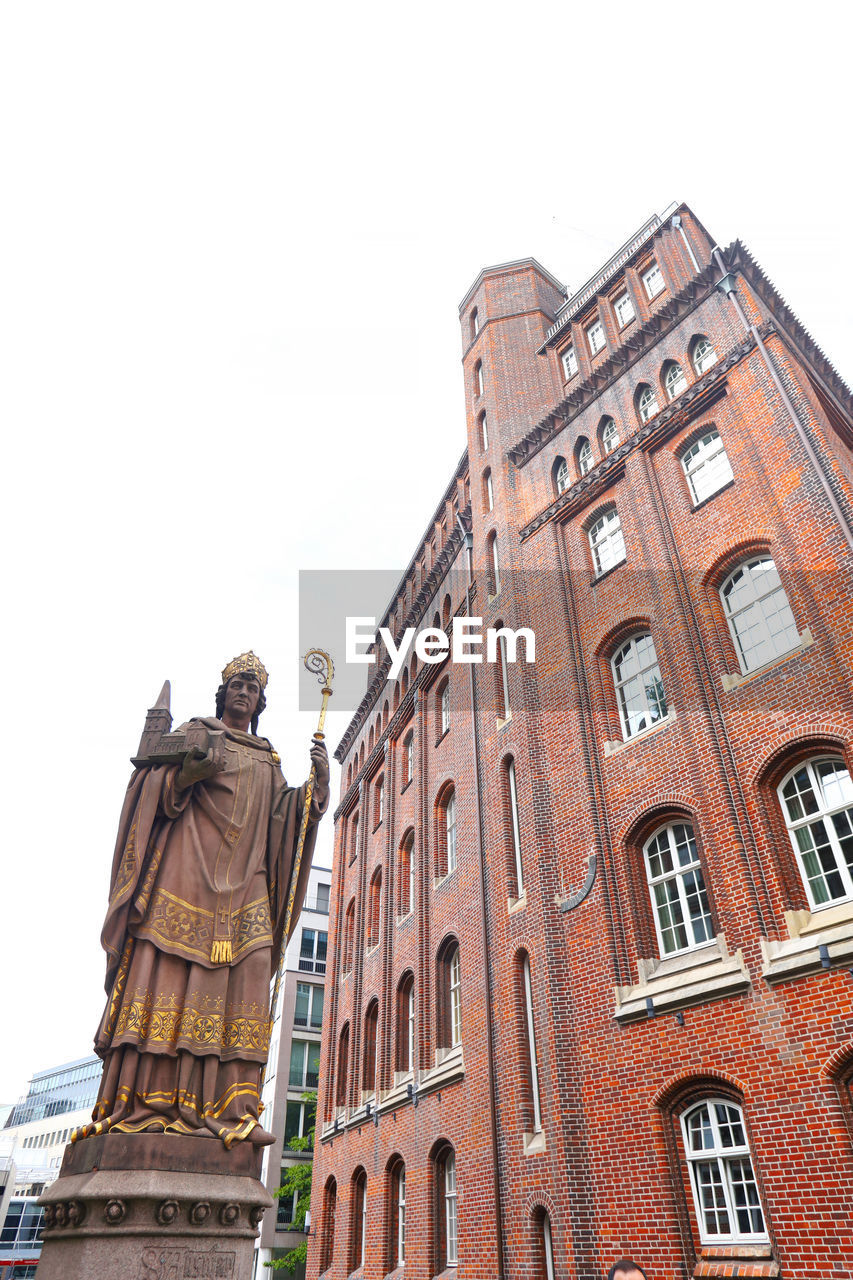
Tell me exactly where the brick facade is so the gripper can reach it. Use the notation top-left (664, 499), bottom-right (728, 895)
top-left (307, 205), bottom-right (853, 1280)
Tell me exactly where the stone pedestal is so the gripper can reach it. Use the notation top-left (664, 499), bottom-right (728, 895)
top-left (37, 1132), bottom-right (273, 1280)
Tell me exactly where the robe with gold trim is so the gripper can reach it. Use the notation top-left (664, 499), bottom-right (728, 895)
top-left (83, 718), bottom-right (328, 1146)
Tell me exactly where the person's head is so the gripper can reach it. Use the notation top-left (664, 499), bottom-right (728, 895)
top-left (608, 1262), bottom-right (648, 1280)
top-left (216, 651), bottom-right (269, 733)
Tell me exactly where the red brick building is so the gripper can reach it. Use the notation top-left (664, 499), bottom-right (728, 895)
top-left (307, 204), bottom-right (853, 1280)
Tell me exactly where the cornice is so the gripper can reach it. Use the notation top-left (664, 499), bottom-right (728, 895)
top-left (458, 257), bottom-right (566, 315)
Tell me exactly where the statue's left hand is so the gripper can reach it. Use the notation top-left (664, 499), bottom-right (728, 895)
top-left (310, 740), bottom-right (330, 788)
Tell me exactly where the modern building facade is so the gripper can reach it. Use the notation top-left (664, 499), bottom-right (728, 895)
top-left (0, 1055), bottom-right (101, 1277)
top-left (254, 857), bottom-right (332, 1276)
top-left (308, 204), bottom-right (853, 1279)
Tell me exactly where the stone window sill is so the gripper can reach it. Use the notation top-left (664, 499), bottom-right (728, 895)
top-left (693, 1243), bottom-right (777, 1277)
top-left (496, 709), bottom-right (513, 730)
top-left (614, 934), bottom-right (751, 1023)
top-left (719, 628), bottom-right (813, 691)
top-left (422, 1046), bottom-right (464, 1094)
top-left (604, 710), bottom-right (675, 756)
top-left (434, 869), bottom-right (457, 891)
top-left (523, 1129), bottom-right (546, 1155)
top-left (761, 897), bottom-right (853, 983)
top-left (508, 888), bottom-right (527, 915)
top-left (396, 909), bottom-right (414, 927)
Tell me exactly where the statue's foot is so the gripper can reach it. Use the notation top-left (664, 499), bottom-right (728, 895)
top-left (247, 1125), bottom-right (277, 1146)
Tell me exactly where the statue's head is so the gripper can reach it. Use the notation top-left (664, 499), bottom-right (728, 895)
top-left (216, 651), bottom-right (269, 734)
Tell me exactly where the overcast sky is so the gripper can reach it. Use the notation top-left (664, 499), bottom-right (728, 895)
top-left (1, 2), bottom-right (851, 1104)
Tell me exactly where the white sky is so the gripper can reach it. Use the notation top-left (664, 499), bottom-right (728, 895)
top-left (1, 2), bottom-right (852, 1104)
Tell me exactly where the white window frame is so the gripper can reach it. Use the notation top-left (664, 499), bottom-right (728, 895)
top-left (682, 429), bottom-right (733, 505)
top-left (376, 777), bottom-right (384, 824)
top-left (561, 345), bottom-right (578, 379)
top-left (446, 791), bottom-right (457, 873)
top-left (404, 733), bottom-right (413, 785)
top-left (498, 634), bottom-right (510, 720)
top-left (490, 534), bottom-right (501, 595)
top-left (637, 385), bottom-right (660, 423)
top-left (475, 361), bottom-right (484, 396)
top-left (664, 362), bottom-right (688, 400)
top-left (612, 632), bottom-right (667, 739)
top-left (508, 760), bottom-right (524, 895)
top-left (720, 557), bottom-right (799, 673)
top-left (449, 947), bottom-right (462, 1047)
top-left (614, 292), bottom-right (635, 329)
top-left (440, 683), bottom-right (450, 736)
top-left (588, 508), bottom-right (626, 577)
top-left (407, 987), bottom-right (415, 1073)
top-left (522, 956), bottom-right (542, 1133)
top-left (396, 1166), bottom-right (406, 1265)
top-left (643, 262), bottom-right (665, 299)
top-left (778, 756), bottom-right (853, 909)
top-left (587, 319), bottom-right (606, 355)
top-left (444, 1153), bottom-right (458, 1265)
top-left (577, 439), bottom-right (594, 476)
top-left (644, 822), bottom-right (714, 957)
top-left (294, 981), bottom-right (324, 1028)
top-left (681, 1100), bottom-right (768, 1244)
top-left (484, 469), bottom-right (493, 512)
top-left (479, 412), bottom-right (488, 450)
top-left (555, 458), bottom-right (570, 495)
top-left (692, 336), bottom-right (718, 375)
top-left (601, 417), bottom-right (619, 454)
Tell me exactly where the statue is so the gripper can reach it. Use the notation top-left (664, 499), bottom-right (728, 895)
top-left (78, 651), bottom-right (329, 1149)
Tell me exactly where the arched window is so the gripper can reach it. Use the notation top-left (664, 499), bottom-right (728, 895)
top-left (681, 1099), bottom-right (767, 1242)
top-left (487, 531), bottom-right (501, 595)
top-left (438, 679), bottom-right (450, 737)
top-left (437, 788), bottom-right (458, 877)
top-left (398, 830), bottom-right (415, 918)
top-left (403, 730), bottom-right (414, 787)
top-left (778, 756), bottom-right (853, 908)
top-left (576, 437), bottom-right (594, 476)
top-left (588, 507), bottom-right (626, 576)
top-left (692, 335), bottom-right (718, 375)
top-left (392, 1161), bottom-right (406, 1266)
top-left (521, 953), bottom-right (543, 1134)
top-left (636, 383), bottom-right (660, 424)
top-left (470, 306), bottom-right (479, 339)
top-left (343, 899), bottom-right (356, 973)
top-left (437, 939), bottom-right (462, 1051)
top-left (366, 868), bottom-right (381, 949)
top-left (483, 468), bottom-right (494, 512)
top-left (600, 416), bottom-right (619, 454)
top-left (479, 411), bottom-right (488, 451)
top-left (682, 428), bottom-right (733, 504)
top-left (350, 1169), bottom-right (367, 1272)
top-left (496, 629), bottom-right (510, 721)
top-left (540, 1211), bottom-right (556, 1280)
top-left (375, 775), bottom-right (384, 826)
top-left (433, 1146), bottom-right (458, 1267)
top-left (611, 632), bottom-right (667, 739)
top-left (554, 456), bottom-right (570, 496)
top-left (644, 821), bottom-right (713, 956)
top-left (335, 1023), bottom-right (350, 1109)
top-left (396, 974), bottom-right (415, 1076)
top-left (474, 360), bottom-right (484, 397)
top-left (349, 814), bottom-right (359, 865)
top-left (720, 557), bottom-right (799, 673)
top-left (663, 360), bottom-right (687, 400)
top-left (506, 758), bottom-right (524, 896)
top-left (363, 1000), bottom-right (379, 1099)
top-left (319, 1178), bottom-right (336, 1274)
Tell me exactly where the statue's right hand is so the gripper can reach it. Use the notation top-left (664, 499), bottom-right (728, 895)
top-left (176, 747), bottom-right (219, 791)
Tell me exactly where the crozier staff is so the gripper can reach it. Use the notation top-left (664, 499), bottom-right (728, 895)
top-left (80, 651), bottom-right (329, 1148)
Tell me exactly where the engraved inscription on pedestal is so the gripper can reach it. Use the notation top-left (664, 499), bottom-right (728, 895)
top-left (138, 1245), bottom-right (236, 1279)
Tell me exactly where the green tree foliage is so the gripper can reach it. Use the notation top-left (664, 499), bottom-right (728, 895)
top-left (265, 1091), bottom-right (316, 1273)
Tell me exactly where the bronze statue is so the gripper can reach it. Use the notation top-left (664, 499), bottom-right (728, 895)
top-left (78, 651), bottom-right (329, 1149)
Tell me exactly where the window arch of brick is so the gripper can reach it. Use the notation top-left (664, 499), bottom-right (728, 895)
top-left (753, 736), bottom-right (853, 915)
top-left (575, 434), bottom-right (594, 477)
top-left (429, 1139), bottom-right (458, 1271)
top-left (821, 1041), bottom-right (853, 1149)
top-left (319, 1177), bottom-right (337, 1275)
top-left (397, 828), bottom-right (415, 919)
top-left (395, 971), bottom-right (415, 1075)
top-left (473, 358), bottom-right (484, 397)
top-left (593, 614), bottom-right (657, 742)
top-left (349, 1166), bottom-right (368, 1273)
top-left (691, 333), bottom-right (719, 376)
top-left (335, 1022), bottom-right (350, 1110)
top-left (700, 537), bottom-right (776, 671)
top-left (635, 381), bottom-right (660, 424)
top-left (386, 1154), bottom-right (406, 1270)
top-left (598, 413), bottom-right (620, 455)
top-left (530, 1204), bottom-right (557, 1280)
top-left (366, 867), bottom-right (382, 950)
top-left (342, 899), bottom-right (356, 974)
top-left (621, 804), bottom-right (716, 961)
top-left (434, 782), bottom-right (457, 879)
top-left (362, 999), bottom-right (379, 1099)
top-left (661, 358), bottom-right (688, 401)
top-left (552, 455), bottom-right (570, 496)
top-left (436, 935), bottom-right (462, 1052)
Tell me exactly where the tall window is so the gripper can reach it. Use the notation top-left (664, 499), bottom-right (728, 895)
top-left (681, 1100), bottom-right (767, 1242)
top-left (589, 508), bottom-right (626, 576)
top-left (643, 262), bottom-right (665, 299)
top-left (367, 869), bottom-right (381, 949)
top-left (637, 383), bottom-right (660, 424)
top-left (720, 557), bottom-right (799, 673)
top-left (439, 681), bottom-right (450, 736)
top-left (398, 830), bottom-right (415, 918)
top-left (343, 900), bottom-right (356, 974)
top-left (289, 1039), bottom-right (320, 1089)
top-left (375, 776), bottom-right (384, 825)
top-left (392, 1163), bottom-right (406, 1266)
top-left (561, 345), bottom-right (578, 379)
top-left (284, 1098), bottom-right (315, 1146)
top-left (299, 928), bottom-right (327, 974)
top-left (483, 468), bottom-right (494, 512)
top-left (779, 756), bottom-right (853, 908)
top-left (435, 1147), bottom-right (458, 1267)
top-left (611, 632), bottom-right (667, 739)
top-left (474, 360), bottom-right (484, 396)
top-left (507, 759), bottom-right (524, 895)
top-left (470, 306), bottom-right (479, 338)
top-left (363, 1001), bottom-right (379, 1098)
top-left (664, 360), bottom-right (688, 400)
top-left (522, 955), bottom-right (543, 1133)
top-left (294, 982), bottom-right (324, 1028)
top-left (497, 632), bottom-right (510, 720)
top-left (396, 975), bottom-right (415, 1075)
top-left (349, 814), bottom-right (359, 864)
top-left (682, 428), bottom-right (733, 504)
top-left (351, 1170), bottom-right (367, 1271)
top-left (644, 822), bottom-right (713, 956)
top-left (479, 411), bottom-right (488, 450)
top-left (587, 318), bottom-right (606, 355)
top-left (542, 1212), bottom-right (556, 1280)
top-left (335, 1023), bottom-right (350, 1109)
top-left (403, 731), bottom-right (414, 785)
top-left (489, 532), bottom-right (501, 595)
top-left (601, 416), bottom-right (619, 454)
top-left (614, 291), bottom-right (635, 328)
top-left (555, 457), bottom-right (570, 495)
top-left (443, 789), bottom-right (458, 875)
top-left (577, 437), bottom-right (594, 476)
top-left (320, 1179), bottom-right (336, 1274)
top-left (449, 946), bottom-right (462, 1047)
top-left (692, 335), bottom-right (718, 375)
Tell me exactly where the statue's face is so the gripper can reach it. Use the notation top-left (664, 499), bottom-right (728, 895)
top-left (224, 674), bottom-right (261, 722)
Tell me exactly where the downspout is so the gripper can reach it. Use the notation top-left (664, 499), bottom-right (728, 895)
top-left (712, 247), bottom-right (853, 555)
top-left (456, 512), bottom-right (506, 1280)
top-left (670, 213), bottom-right (700, 274)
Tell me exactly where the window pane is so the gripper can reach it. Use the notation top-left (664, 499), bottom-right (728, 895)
top-left (722, 558), bottom-right (798, 672)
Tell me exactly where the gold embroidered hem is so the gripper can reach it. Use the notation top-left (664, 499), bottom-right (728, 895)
top-left (132, 888), bottom-right (273, 967)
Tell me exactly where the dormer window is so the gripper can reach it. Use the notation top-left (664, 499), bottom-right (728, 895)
top-left (642, 262), bottom-right (665, 299)
top-left (561, 346), bottom-right (578, 380)
top-left (614, 292), bottom-right (635, 329)
top-left (587, 319), bottom-right (606, 355)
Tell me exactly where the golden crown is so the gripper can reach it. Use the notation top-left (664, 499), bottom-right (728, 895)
top-left (221, 651), bottom-right (269, 690)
